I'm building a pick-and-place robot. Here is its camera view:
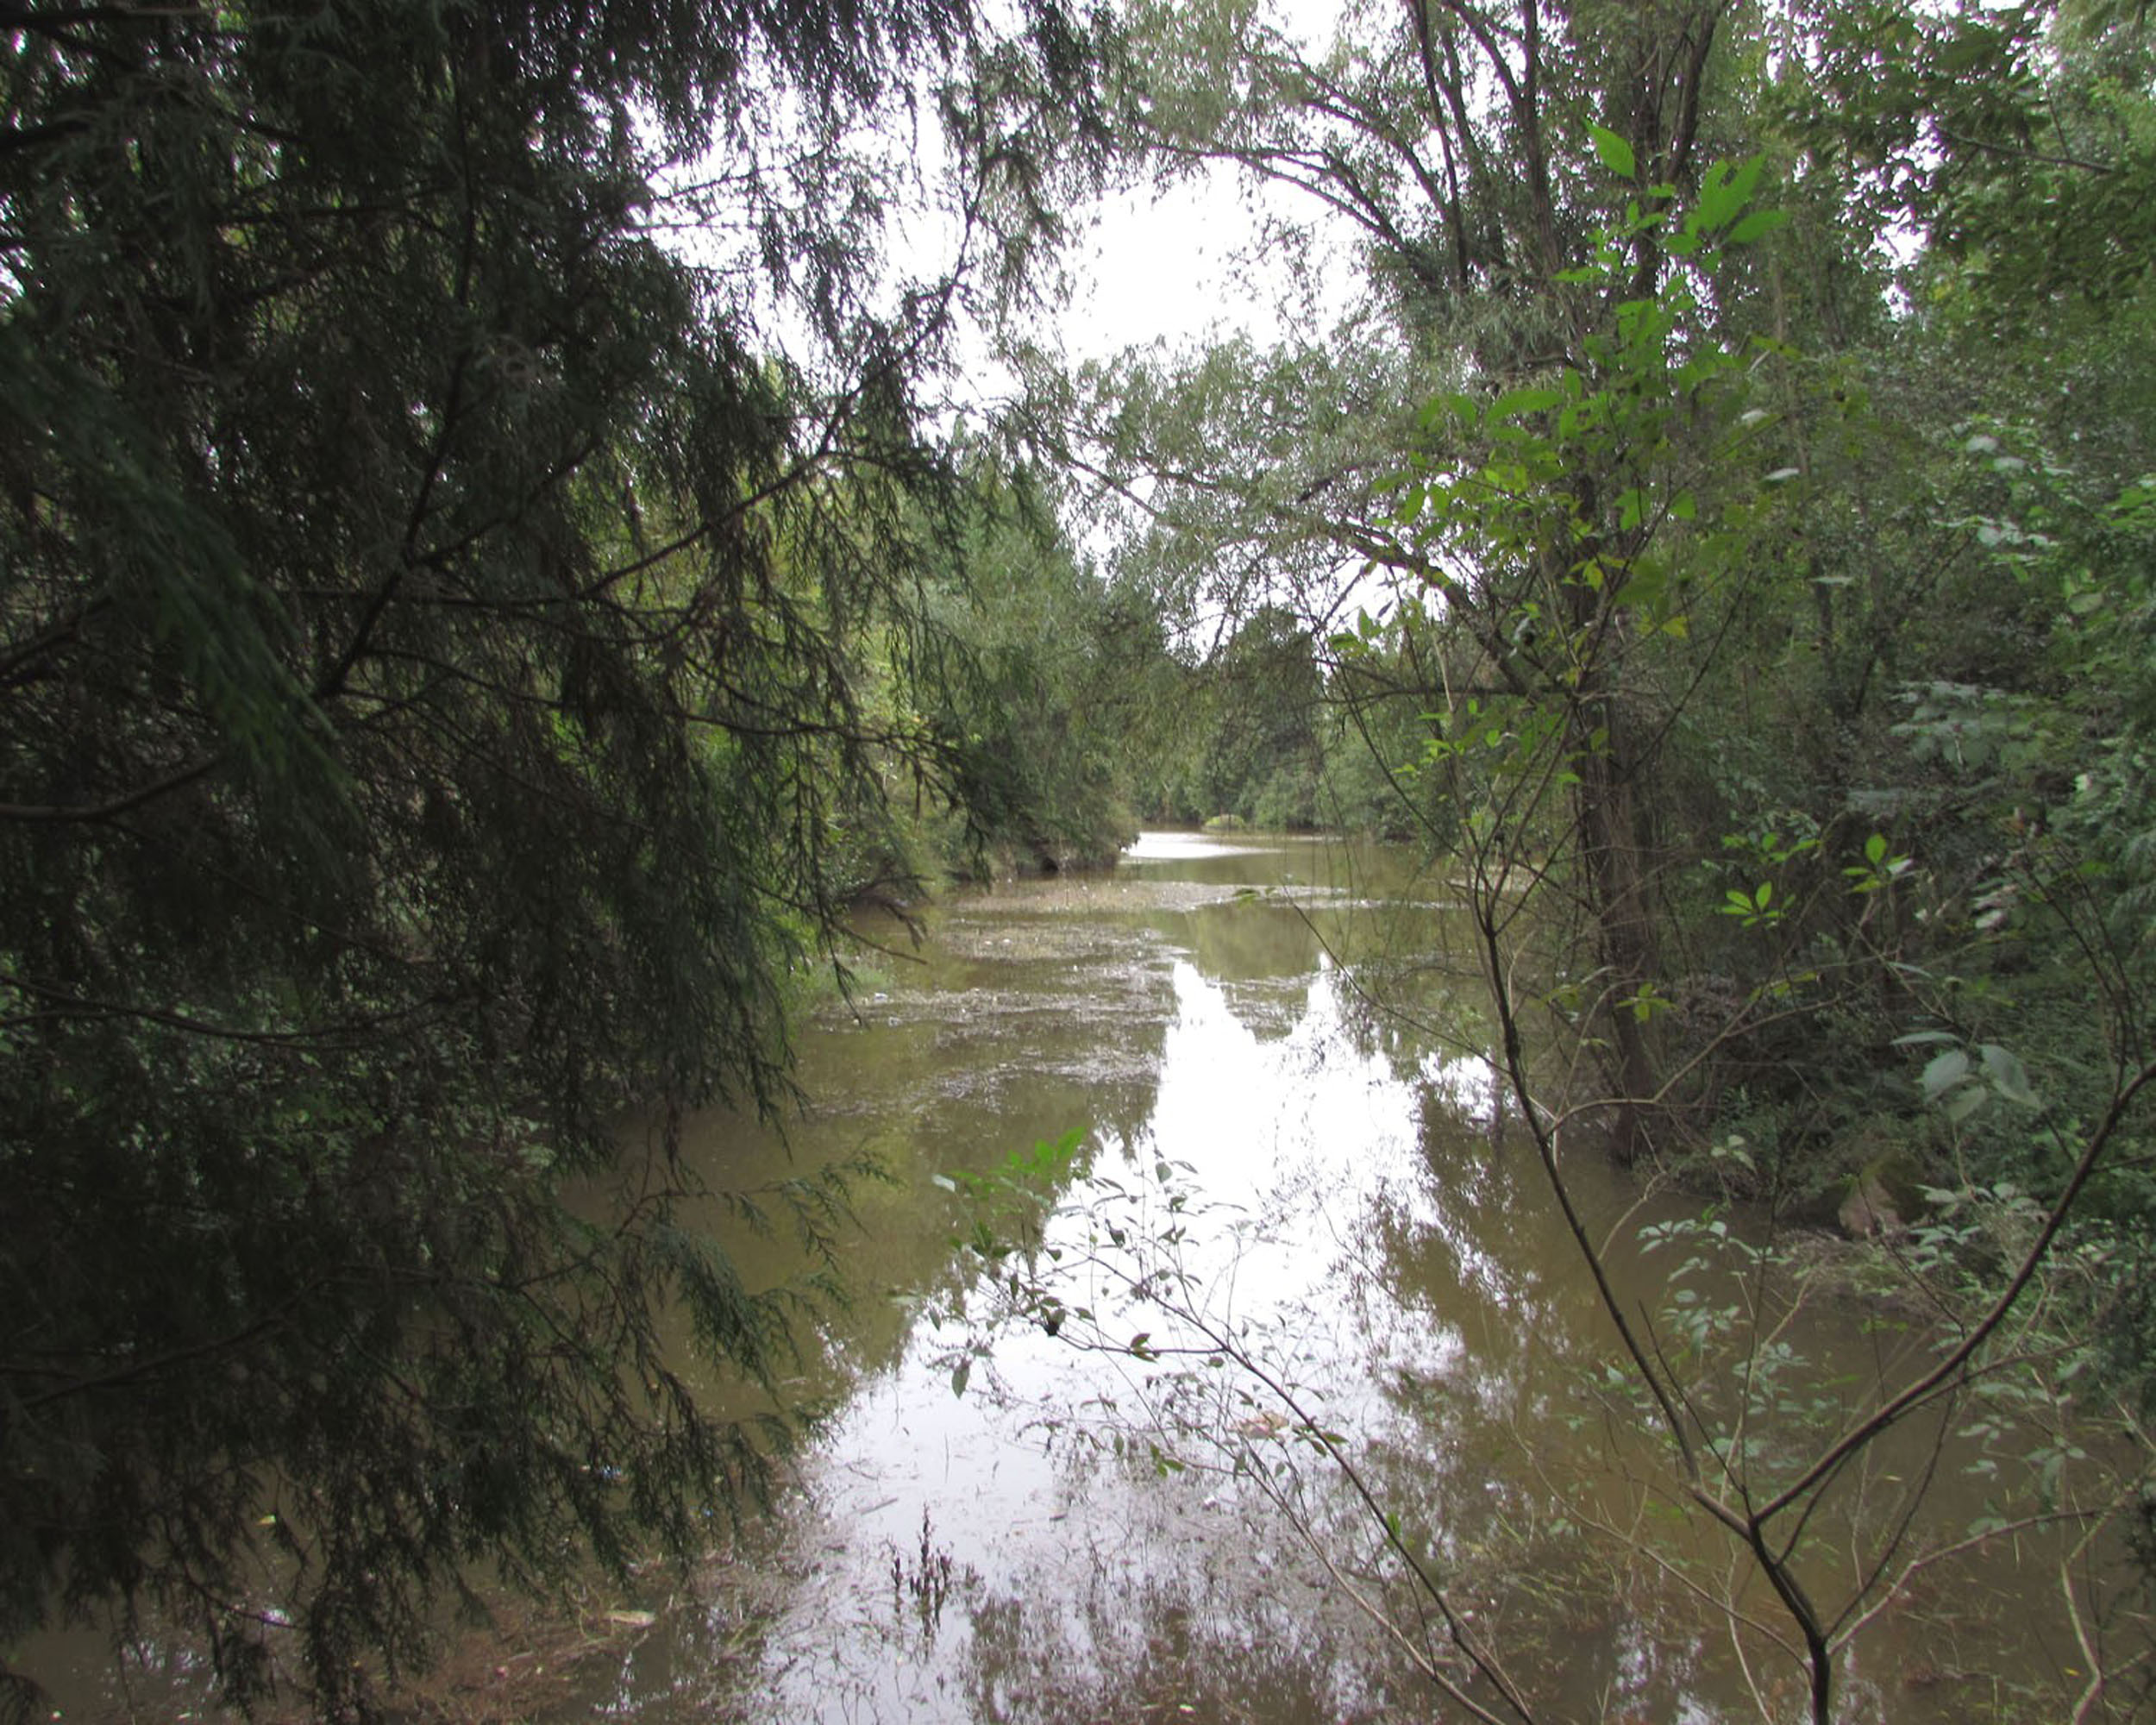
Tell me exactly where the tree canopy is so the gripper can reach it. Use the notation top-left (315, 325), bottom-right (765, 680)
top-left (0, 0), bottom-right (1112, 1710)
top-left (9, 0), bottom-right (2156, 1714)
top-left (1008, 3), bottom-right (2156, 1711)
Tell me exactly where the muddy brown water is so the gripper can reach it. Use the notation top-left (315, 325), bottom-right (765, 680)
top-left (548, 832), bottom-right (2134, 1724)
top-left (30, 833), bottom-right (2140, 1722)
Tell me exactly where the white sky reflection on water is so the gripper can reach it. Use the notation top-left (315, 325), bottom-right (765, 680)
top-left (690, 947), bottom-right (1447, 1722)
top-left (542, 837), bottom-right (2068, 1725)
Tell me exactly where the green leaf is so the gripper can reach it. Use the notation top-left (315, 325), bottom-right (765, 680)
top-left (1727, 209), bottom-right (1787, 246)
top-left (1922, 1048), bottom-right (1971, 1100)
top-left (950, 1358), bottom-right (971, 1399)
top-left (1589, 123), bottom-right (1637, 180)
top-left (1490, 385), bottom-right (1562, 421)
top-left (1693, 154), bottom-right (1766, 231)
top-left (1977, 1043), bottom-right (2040, 1106)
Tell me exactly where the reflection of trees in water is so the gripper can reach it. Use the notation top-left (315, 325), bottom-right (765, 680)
top-left (948, 1519), bottom-right (1420, 1725)
top-left (626, 862), bottom-right (2120, 1725)
top-left (916, 927), bottom-right (1953, 1723)
top-left (1357, 1125), bottom-right (1621, 1383)
top-left (1175, 902), bottom-right (1332, 994)
top-left (661, 916), bottom-right (1179, 1418)
top-left (1311, 1095), bottom-right (2092, 1725)
top-left (1337, 1138), bottom-right (1785, 1717)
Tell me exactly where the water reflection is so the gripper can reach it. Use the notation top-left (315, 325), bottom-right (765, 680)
top-left (573, 851), bottom-right (1484, 1723)
top-left (588, 840), bottom-right (1614, 1722)
top-left (30, 833), bottom-right (2121, 1722)
top-left (549, 831), bottom-right (2117, 1725)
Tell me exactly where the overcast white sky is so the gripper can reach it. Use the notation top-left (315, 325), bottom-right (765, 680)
top-left (1051, 0), bottom-right (1355, 361)
top-left (1064, 183), bottom-right (1252, 358)
top-left (671, 0), bottom-right (1362, 402)
top-left (1056, 172), bottom-right (1362, 361)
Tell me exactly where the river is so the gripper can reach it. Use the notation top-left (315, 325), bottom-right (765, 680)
top-left (31, 831), bottom-right (2131, 1722)
top-left (548, 831), bottom-right (2124, 1725)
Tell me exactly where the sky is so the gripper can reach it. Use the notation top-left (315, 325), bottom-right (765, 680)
top-left (659, 0), bottom-right (1363, 410)
top-left (1058, 172), bottom-right (1362, 363)
top-left (1064, 181), bottom-right (1256, 358)
top-left (1052, 0), bottom-right (1356, 363)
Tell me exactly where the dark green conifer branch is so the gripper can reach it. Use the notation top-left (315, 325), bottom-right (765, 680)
top-left (0, 0), bottom-right (1113, 1710)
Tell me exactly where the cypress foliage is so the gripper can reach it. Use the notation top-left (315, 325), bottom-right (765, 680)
top-left (0, 0), bottom-right (1096, 1709)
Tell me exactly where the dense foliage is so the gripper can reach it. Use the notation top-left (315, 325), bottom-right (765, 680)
top-left (9, 0), bottom-right (2156, 1713)
top-left (1052, 0), bottom-right (2156, 1258)
top-left (0, 0), bottom-right (1120, 1710)
top-left (1020, 0), bottom-right (2156, 1715)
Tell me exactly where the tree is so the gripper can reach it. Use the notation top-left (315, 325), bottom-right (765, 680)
top-left (1017, 0), bottom-right (2156, 1716)
top-left (1044, 0), bottom-right (1756, 1153)
top-left (0, 0), bottom-right (1105, 1710)
top-left (910, 455), bottom-right (1148, 874)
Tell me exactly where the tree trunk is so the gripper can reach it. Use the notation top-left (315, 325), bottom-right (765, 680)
top-left (1572, 691), bottom-right (1661, 1164)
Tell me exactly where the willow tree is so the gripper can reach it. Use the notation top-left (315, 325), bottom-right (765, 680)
top-left (1036, 3), bottom-right (2156, 1716)
top-left (1046, 0), bottom-right (1768, 1158)
top-left (0, 0), bottom-right (1103, 1710)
